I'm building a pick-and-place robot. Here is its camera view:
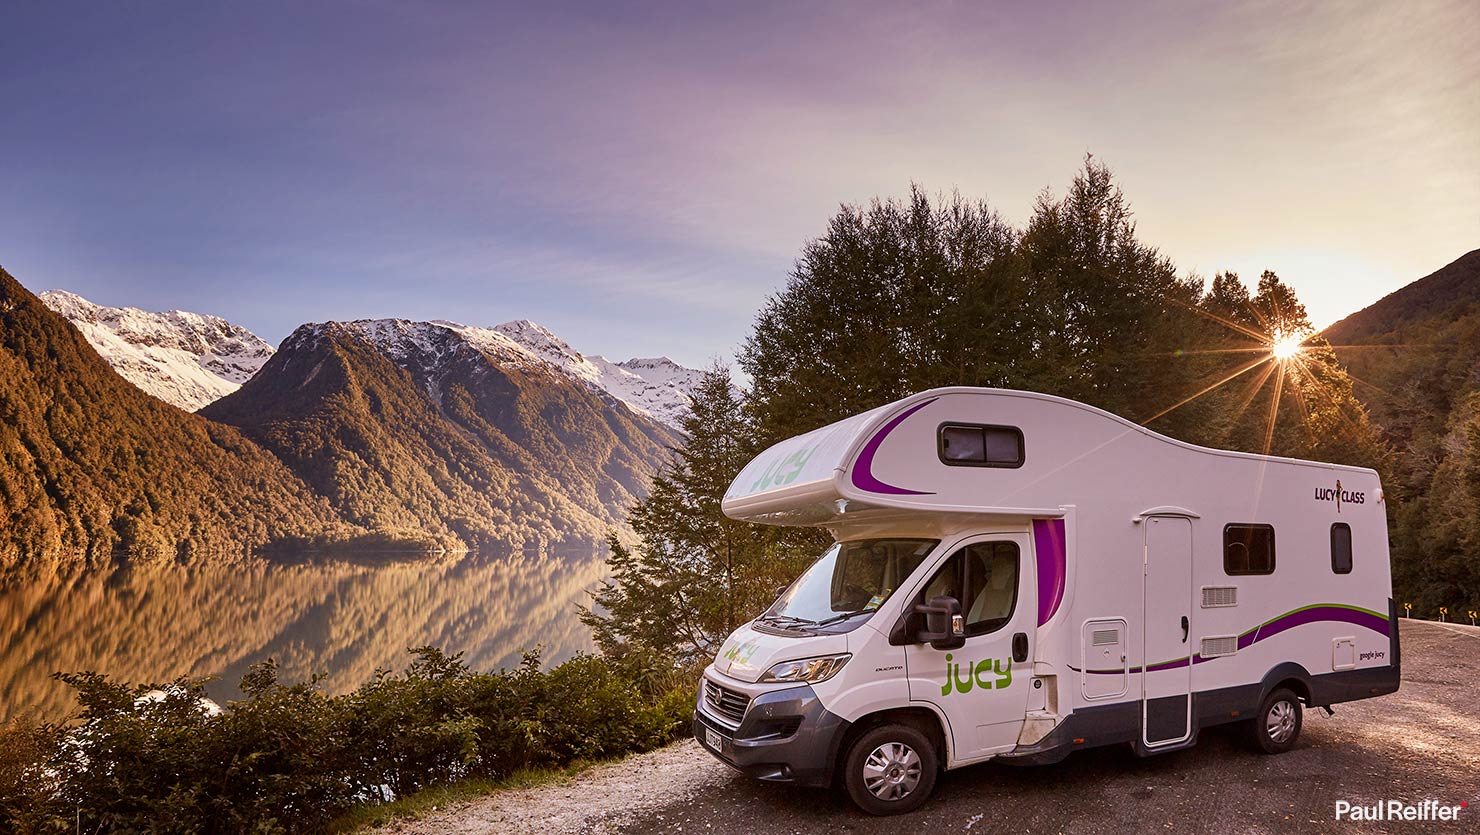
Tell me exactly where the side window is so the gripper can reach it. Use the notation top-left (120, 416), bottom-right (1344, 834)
top-left (1331, 523), bottom-right (1353, 574)
top-left (1224, 524), bottom-right (1275, 575)
top-left (939, 424), bottom-right (1024, 468)
top-left (916, 542), bottom-right (1020, 636)
top-left (961, 542), bottom-right (1019, 634)
top-left (919, 551), bottom-right (962, 607)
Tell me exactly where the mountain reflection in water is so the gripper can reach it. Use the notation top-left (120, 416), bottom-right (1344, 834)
top-left (0, 549), bottom-right (605, 721)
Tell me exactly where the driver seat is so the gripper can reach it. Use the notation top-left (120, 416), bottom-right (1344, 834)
top-left (968, 551), bottom-right (1017, 624)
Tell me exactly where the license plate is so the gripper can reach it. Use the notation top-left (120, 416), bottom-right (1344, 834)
top-left (704, 726), bottom-right (723, 751)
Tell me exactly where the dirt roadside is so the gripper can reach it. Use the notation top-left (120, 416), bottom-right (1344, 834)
top-left (375, 620), bottom-right (1480, 835)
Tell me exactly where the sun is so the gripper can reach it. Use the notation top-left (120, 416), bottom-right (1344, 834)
top-left (1270, 332), bottom-right (1303, 361)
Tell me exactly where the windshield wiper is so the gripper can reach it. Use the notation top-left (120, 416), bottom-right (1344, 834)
top-left (757, 613), bottom-right (817, 628)
top-left (815, 609), bottom-right (875, 626)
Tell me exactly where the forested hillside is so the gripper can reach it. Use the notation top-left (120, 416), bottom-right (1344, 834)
top-left (201, 320), bottom-right (678, 554)
top-left (1325, 249), bottom-right (1480, 610)
top-left (0, 268), bottom-right (350, 572)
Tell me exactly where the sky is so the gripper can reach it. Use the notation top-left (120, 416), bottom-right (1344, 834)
top-left (2, 1), bottom-right (1476, 368)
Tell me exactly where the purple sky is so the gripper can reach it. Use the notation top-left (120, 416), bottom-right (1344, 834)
top-left (3, 1), bottom-right (1476, 367)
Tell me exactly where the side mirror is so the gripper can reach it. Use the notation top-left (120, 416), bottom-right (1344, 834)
top-left (774, 585), bottom-right (788, 600)
top-left (914, 596), bottom-right (965, 650)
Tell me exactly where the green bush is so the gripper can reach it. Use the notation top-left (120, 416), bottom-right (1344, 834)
top-left (4, 648), bottom-right (694, 834)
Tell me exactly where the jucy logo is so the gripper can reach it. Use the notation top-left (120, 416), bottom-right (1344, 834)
top-left (722, 638), bottom-right (760, 666)
top-left (747, 443), bottom-right (819, 494)
top-left (940, 654), bottom-right (1012, 695)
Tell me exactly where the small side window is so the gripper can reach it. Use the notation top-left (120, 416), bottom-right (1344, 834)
top-left (1331, 523), bottom-right (1353, 574)
top-left (938, 424), bottom-right (1024, 468)
top-left (1224, 524), bottom-right (1275, 576)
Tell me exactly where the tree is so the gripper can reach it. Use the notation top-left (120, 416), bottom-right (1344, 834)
top-left (735, 156), bottom-right (1392, 481)
top-left (581, 369), bottom-right (814, 664)
top-left (1158, 270), bottom-right (1390, 472)
top-left (1015, 156), bottom-right (1204, 424)
top-left (739, 185), bottom-right (1023, 444)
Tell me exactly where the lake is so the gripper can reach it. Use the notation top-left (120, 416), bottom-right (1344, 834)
top-left (0, 549), bottom-right (606, 722)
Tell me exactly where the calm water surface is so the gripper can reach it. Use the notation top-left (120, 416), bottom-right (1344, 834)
top-left (1, 550), bottom-right (605, 721)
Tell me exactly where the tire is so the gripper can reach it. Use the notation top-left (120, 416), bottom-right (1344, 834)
top-left (1247, 687), bottom-right (1303, 754)
top-left (841, 723), bottom-right (939, 815)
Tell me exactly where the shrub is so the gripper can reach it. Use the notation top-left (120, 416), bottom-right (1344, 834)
top-left (3, 648), bottom-right (694, 833)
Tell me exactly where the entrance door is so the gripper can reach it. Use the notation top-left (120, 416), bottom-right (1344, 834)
top-left (1142, 516), bottom-right (1193, 747)
top-left (904, 534), bottom-right (1036, 761)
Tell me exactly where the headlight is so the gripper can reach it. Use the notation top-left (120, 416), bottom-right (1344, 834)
top-left (759, 653), bottom-right (851, 684)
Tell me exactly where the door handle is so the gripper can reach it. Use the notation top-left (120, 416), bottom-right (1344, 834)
top-left (1180, 615), bottom-right (1189, 643)
top-left (1012, 632), bottom-right (1029, 663)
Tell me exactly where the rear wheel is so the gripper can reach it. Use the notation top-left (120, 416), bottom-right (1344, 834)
top-left (841, 723), bottom-right (938, 815)
top-left (1247, 687), bottom-right (1303, 754)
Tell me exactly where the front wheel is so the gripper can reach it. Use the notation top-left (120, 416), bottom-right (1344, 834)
top-left (1246, 687), bottom-right (1303, 754)
top-left (841, 723), bottom-right (939, 815)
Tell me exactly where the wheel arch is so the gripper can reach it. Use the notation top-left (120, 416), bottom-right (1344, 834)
top-left (1259, 662), bottom-right (1313, 706)
top-left (833, 705), bottom-right (951, 785)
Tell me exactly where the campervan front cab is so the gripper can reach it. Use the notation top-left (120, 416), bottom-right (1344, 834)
top-left (693, 388), bottom-right (1400, 815)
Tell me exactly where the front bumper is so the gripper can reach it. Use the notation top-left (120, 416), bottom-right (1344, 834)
top-left (692, 675), bottom-right (850, 788)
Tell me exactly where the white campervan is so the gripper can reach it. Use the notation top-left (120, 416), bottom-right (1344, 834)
top-left (693, 387), bottom-right (1400, 814)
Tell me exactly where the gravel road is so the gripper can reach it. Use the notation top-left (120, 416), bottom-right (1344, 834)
top-left (376, 620), bottom-right (1479, 835)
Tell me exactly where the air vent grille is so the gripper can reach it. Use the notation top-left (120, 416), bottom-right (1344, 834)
top-left (1201, 586), bottom-right (1238, 608)
top-left (1201, 635), bottom-right (1238, 658)
top-left (1091, 628), bottom-right (1120, 646)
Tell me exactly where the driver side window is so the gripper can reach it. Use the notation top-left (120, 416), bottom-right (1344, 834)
top-left (919, 541), bottom-right (1020, 637)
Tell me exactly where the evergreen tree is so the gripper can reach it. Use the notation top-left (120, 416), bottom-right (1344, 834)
top-left (1015, 155), bottom-right (1204, 425)
top-left (740, 157), bottom-right (1207, 444)
top-left (581, 369), bottom-right (813, 664)
top-left (740, 186), bottom-right (1022, 444)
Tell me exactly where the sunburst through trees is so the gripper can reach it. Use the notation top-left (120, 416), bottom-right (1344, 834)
top-left (1144, 270), bottom-right (1388, 470)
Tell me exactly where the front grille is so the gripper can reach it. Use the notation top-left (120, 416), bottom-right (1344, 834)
top-left (703, 679), bottom-right (749, 726)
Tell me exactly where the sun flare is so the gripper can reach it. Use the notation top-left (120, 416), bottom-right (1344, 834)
top-left (1270, 333), bottom-right (1303, 361)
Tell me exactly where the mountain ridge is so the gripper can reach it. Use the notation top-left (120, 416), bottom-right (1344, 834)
top-left (1323, 249), bottom-right (1480, 345)
top-left (41, 290), bottom-right (711, 428)
top-left (1320, 248), bottom-right (1480, 611)
top-left (38, 289), bottom-right (275, 411)
top-left (0, 269), bottom-right (350, 572)
top-left (200, 317), bottom-right (681, 554)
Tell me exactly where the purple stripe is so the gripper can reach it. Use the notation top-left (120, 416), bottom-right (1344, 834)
top-left (1246, 605), bottom-right (1391, 643)
top-left (849, 399), bottom-right (937, 496)
top-left (1081, 605), bottom-right (1390, 675)
top-left (1033, 518), bottom-right (1066, 626)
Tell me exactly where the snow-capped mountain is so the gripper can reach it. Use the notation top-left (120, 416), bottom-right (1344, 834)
top-left (39, 290), bottom-right (275, 412)
top-left (298, 318), bottom-right (707, 429)
top-left (489, 320), bottom-right (708, 429)
top-left (41, 289), bottom-right (710, 427)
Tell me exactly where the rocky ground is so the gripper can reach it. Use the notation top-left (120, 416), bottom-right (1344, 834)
top-left (374, 620), bottom-right (1479, 834)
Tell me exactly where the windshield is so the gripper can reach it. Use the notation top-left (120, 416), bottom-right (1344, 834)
top-left (762, 538), bottom-right (939, 627)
